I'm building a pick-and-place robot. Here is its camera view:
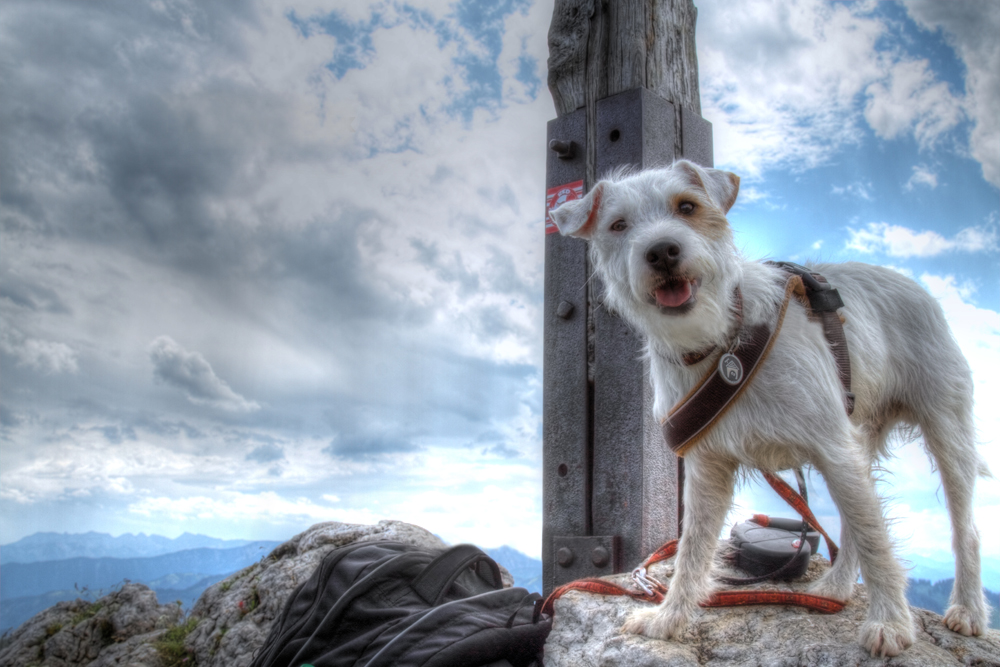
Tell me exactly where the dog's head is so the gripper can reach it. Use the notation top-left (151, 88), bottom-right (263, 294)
top-left (550, 160), bottom-right (742, 349)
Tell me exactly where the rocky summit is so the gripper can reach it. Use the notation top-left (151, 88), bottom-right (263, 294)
top-left (2, 521), bottom-right (998, 666)
top-left (543, 547), bottom-right (1000, 666)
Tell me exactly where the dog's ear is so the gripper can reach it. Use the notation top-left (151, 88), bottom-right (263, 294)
top-left (550, 183), bottom-right (604, 239)
top-left (675, 161), bottom-right (741, 214)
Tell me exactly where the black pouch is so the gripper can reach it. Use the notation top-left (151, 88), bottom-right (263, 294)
top-left (729, 517), bottom-right (820, 581)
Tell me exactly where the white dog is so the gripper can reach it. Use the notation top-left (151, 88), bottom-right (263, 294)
top-left (550, 160), bottom-right (990, 657)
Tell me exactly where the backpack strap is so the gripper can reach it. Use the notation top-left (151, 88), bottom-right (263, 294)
top-left (412, 544), bottom-right (503, 606)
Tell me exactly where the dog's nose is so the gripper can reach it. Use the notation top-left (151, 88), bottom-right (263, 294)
top-left (645, 241), bottom-right (682, 271)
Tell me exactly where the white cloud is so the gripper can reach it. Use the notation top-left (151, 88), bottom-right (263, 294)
top-left (864, 58), bottom-right (963, 148)
top-left (903, 0), bottom-right (1000, 188)
top-left (122, 444), bottom-right (543, 556)
top-left (846, 221), bottom-right (998, 257)
top-left (129, 492), bottom-right (338, 524)
top-left (831, 180), bottom-right (874, 201)
top-left (736, 186), bottom-right (769, 204)
top-left (697, 0), bottom-right (882, 176)
top-left (0, 326), bottom-right (78, 374)
top-left (696, 0), bottom-right (971, 180)
top-left (149, 336), bottom-right (260, 412)
top-left (904, 164), bottom-right (938, 191)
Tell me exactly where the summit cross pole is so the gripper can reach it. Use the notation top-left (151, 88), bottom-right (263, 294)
top-left (542, 0), bottom-right (714, 593)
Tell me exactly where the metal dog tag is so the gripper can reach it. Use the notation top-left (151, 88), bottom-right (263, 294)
top-left (718, 353), bottom-right (743, 385)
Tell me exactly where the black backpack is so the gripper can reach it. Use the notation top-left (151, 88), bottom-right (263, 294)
top-left (249, 540), bottom-right (551, 667)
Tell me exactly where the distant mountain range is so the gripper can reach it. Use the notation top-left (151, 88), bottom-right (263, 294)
top-left (0, 537), bottom-right (281, 633)
top-left (0, 532), bottom-right (544, 634)
top-left (0, 530), bottom-right (263, 564)
top-left (484, 545), bottom-right (543, 595)
top-left (0, 542), bottom-right (280, 601)
top-left (1, 531), bottom-right (995, 635)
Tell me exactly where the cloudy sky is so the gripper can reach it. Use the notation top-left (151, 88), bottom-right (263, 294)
top-left (1, 0), bottom-right (997, 586)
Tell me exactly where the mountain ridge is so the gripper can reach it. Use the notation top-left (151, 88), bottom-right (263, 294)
top-left (0, 530), bottom-right (263, 564)
top-left (0, 542), bottom-right (280, 601)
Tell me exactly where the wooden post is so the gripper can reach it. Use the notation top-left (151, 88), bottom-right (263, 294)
top-left (542, 0), bottom-right (712, 593)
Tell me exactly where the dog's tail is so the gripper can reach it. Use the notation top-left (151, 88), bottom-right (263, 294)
top-left (978, 455), bottom-right (993, 479)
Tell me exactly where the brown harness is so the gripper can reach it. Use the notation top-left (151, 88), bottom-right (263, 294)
top-left (663, 263), bottom-right (854, 457)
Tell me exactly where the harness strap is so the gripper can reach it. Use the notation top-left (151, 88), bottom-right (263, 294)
top-left (664, 275), bottom-right (801, 456)
top-left (767, 261), bottom-right (854, 414)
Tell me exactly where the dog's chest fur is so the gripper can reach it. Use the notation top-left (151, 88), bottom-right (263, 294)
top-left (646, 261), bottom-right (845, 469)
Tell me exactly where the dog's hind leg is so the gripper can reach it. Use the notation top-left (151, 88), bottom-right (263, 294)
top-left (807, 417), bottom-right (894, 603)
top-left (813, 439), bottom-right (915, 657)
top-left (621, 455), bottom-right (739, 640)
top-left (920, 405), bottom-right (990, 636)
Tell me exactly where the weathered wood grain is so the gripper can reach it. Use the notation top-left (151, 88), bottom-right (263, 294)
top-left (547, 0), bottom-right (701, 117)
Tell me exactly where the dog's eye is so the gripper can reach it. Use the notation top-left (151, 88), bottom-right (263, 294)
top-left (678, 201), bottom-right (696, 215)
top-left (610, 220), bottom-right (628, 232)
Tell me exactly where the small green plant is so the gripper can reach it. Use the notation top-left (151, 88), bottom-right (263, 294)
top-left (44, 622), bottom-right (63, 637)
top-left (70, 601), bottom-right (104, 626)
top-left (219, 580), bottom-right (233, 593)
top-left (154, 617), bottom-right (199, 667)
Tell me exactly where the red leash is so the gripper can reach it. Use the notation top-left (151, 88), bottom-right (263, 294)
top-left (761, 471), bottom-right (839, 563)
top-left (539, 538), bottom-right (843, 616)
top-left (540, 538), bottom-right (843, 617)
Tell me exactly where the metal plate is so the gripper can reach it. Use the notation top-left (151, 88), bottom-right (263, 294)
top-left (551, 535), bottom-right (620, 588)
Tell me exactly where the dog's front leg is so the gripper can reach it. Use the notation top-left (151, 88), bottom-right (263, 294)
top-left (622, 455), bottom-right (738, 641)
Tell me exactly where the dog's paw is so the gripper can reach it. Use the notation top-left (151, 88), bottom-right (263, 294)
top-left (944, 603), bottom-right (987, 636)
top-left (620, 605), bottom-right (689, 641)
top-left (807, 574), bottom-right (852, 602)
top-left (858, 618), bottom-right (915, 658)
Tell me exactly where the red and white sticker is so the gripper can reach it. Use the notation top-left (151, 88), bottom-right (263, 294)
top-left (545, 180), bottom-right (585, 234)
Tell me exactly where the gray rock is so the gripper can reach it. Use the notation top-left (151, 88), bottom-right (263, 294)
top-left (0, 520), bottom-right (446, 667)
top-left (543, 548), bottom-right (1000, 666)
top-left (184, 519), bottom-right (447, 667)
top-left (0, 583), bottom-right (182, 667)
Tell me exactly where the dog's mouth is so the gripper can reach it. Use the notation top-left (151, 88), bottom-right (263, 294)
top-left (651, 277), bottom-right (700, 312)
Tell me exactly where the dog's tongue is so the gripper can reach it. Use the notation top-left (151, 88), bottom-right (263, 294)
top-left (655, 281), bottom-right (692, 308)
